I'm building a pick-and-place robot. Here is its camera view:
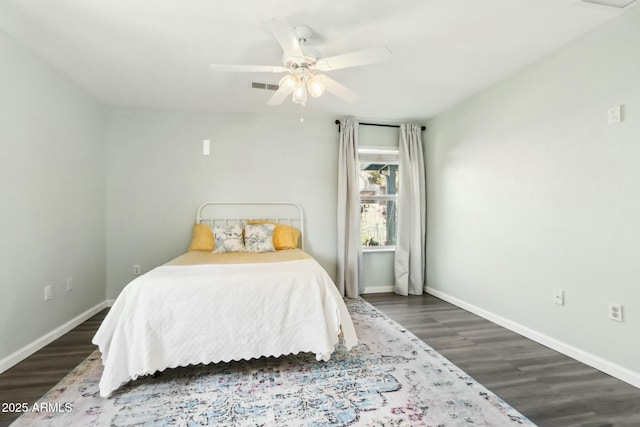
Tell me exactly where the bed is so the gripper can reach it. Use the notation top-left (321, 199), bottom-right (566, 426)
top-left (92, 201), bottom-right (358, 398)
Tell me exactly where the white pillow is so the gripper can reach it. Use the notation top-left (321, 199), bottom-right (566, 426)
top-left (213, 224), bottom-right (244, 253)
top-left (244, 223), bottom-right (275, 253)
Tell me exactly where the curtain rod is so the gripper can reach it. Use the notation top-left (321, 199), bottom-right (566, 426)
top-left (334, 120), bottom-right (426, 132)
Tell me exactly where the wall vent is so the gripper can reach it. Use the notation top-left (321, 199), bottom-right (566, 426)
top-left (581, 0), bottom-right (636, 8)
top-left (251, 82), bottom-right (279, 91)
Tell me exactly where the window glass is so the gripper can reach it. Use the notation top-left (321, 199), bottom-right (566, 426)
top-left (361, 198), bottom-right (397, 246)
top-left (359, 151), bottom-right (398, 248)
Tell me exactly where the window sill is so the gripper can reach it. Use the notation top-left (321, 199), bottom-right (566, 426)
top-left (362, 246), bottom-right (396, 253)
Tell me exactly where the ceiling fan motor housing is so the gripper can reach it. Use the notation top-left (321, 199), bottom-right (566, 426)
top-left (282, 25), bottom-right (319, 69)
top-left (282, 46), bottom-right (320, 69)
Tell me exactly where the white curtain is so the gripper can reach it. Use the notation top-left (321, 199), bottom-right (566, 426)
top-left (336, 119), bottom-right (363, 298)
top-left (394, 123), bottom-right (426, 296)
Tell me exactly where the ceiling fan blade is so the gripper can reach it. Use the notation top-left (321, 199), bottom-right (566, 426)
top-left (210, 64), bottom-right (288, 73)
top-left (267, 85), bottom-right (293, 106)
top-left (315, 47), bottom-right (392, 71)
top-left (268, 19), bottom-right (304, 61)
top-left (323, 76), bottom-right (360, 103)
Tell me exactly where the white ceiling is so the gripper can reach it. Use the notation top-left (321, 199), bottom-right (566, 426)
top-left (0, 0), bottom-right (631, 122)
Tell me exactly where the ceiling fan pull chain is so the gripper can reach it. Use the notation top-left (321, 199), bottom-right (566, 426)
top-left (300, 104), bottom-right (305, 123)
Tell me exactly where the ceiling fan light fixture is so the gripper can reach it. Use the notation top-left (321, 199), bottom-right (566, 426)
top-left (292, 81), bottom-right (307, 105)
top-left (279, 74), bottom-right (298, 92)
top-left (307, 74), bottom-right (325, 98)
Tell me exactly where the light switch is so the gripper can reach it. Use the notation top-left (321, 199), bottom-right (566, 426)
top-left (553, 289), bottom-right (564, 305)
top-left (203, 139), bottom-right (210, 155)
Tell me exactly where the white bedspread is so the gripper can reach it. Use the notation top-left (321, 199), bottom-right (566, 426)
top-left (92, 258), bottom-right (357, 397)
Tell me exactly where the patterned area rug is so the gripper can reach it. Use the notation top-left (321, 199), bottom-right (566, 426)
top-left (13, 298), bottom-right (535, 426)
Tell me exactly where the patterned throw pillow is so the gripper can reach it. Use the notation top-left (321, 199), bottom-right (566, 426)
top-left (244, 223), bottom-right (275, 253)
top-left (213, 224), bottom-right (244, 253)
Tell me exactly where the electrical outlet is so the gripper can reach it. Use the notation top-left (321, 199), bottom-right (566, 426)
top-left (553, 289), bottom-right (564, 305)
top-left (133, 265), bottom-right (141, 275)
top-left (44, 285), bottom-right (52, 301)
top-left (66, 277), bottom-right (73, 291)
top-left (609, 303), bottom-right (623, 322)
top-left (608, 105), bottom-right (622, 124)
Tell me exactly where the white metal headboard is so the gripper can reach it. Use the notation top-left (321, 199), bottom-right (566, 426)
top-left (196, 201), bottom-right (305, 250)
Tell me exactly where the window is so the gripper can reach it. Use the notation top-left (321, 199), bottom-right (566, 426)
top-left (359, 147), bottom-right (399, 249)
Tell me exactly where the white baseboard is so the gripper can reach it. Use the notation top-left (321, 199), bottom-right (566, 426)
top-left (362, 285), bottom-right (394, 294)
top-left (0, 300), bottom-right (110, 375)
top-left (426, 287), bottom-right (640, 389)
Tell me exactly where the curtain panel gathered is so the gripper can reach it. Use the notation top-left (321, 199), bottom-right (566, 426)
top-left (394, 123), bottom-right (426, 296)
top-left (336, 119), bottom-right (363, 298)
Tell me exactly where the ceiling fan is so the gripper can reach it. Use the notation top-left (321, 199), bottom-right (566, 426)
top-left (210, 19), bottom-right (392, 107)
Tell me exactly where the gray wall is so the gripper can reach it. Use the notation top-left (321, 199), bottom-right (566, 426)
top-left (0, 31), bottom-right (105, 361)
top-left (104, 109), bottom-right (339, 298)
top-left (426, 7), bottom-right (640, 378)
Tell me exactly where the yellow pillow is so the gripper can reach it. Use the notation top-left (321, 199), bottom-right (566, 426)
top-left (188, 223), bottom-right (214, 252)
top-left (247, 221), bottom-right (300, 250)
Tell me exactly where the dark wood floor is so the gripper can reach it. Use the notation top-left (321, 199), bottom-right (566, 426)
top-left (364, 293), bottom-right (640, 427)
top-left (0, 309), bottom-right (108, 427)
top-left (1, 294), bottom-right (639, 426)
